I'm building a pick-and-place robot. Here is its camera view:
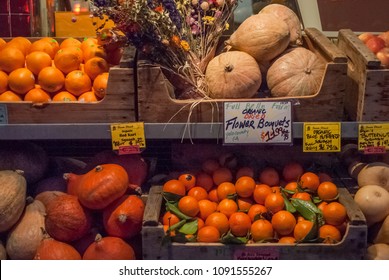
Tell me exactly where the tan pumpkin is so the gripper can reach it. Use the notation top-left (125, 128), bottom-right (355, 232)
top-left (6, 198), bottom-right (46, 259)
top-left (77, 164), bottom-right (129, 209)
top-left (34, 190), bottom-right (66, 208)
top-left (205, 51), bottom-right (262, 99)
top-left (82, 234), bottom-right (136, 260)
top-left (226, 13), bottom-right (290, 62)
top-left (34, 235), bottom-right (81, 260)
top-left (258, 4), bottom-right (302, 46)
top-left (0, 170), bottom-right (27, 232)
top-left (0, 240), bottom-right (6, 260)
top-left (267, 47), bottom-right (325, 97)
top-left (45, 194), bottom-right (92, 242)
top-left (373, 214), bottom-right (389, 244)
top-left (103, 195), bottom-right (145, 239)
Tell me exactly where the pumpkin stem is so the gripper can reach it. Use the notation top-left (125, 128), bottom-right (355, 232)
top-left (118, 214), bottom-right (128, 223)
top-left (95, 165), bottom-right (103, 172)
top-left (304, 68), bottom-right (312, 74)
top-left (224, 64), bottom-right (234, 72)
top-left (94, 233), bottom-right (103, 242)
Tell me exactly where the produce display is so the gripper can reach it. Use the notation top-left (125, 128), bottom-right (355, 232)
top-left (358, 31), bottom-right (389, 68)
top-left (0, 33), bottom-right (121, 102)
top-left (0, 142), bottom-right (148, 260)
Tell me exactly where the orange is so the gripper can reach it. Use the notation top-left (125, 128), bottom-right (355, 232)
top-left (24, 88), bottom-right (51, 103)
top-left (187, 186), bottom-right (208, 201)
top-left (178, 196), bottom-right (200, 217)
top-left (253, 184), bottom-right (272, 205)
top-left (217, 198), bottom-right (238, 218)
top-left (300, 172), bottom-right (320, 192)
top-left (8, 68), bottom-right (35, 95)
top-left (235, 176), bottom-right (256, 198)
top-left (237, 197), bottom-right (254, 212)
top-left (163, 224), bottom-right (176, 237)
top-left (197, 225), bottom-right (220, 243)
top-left (278, 236), bottom-right (297, 244)
top-left (196, 217), bottom-right (205, 230)
top-left (83, 44), bottom-right (107, 62)
top-left (236, 166), bottom-right (255, 179)
top-left (293, 220), bottom-right (314, 241)
top-left (229, 212), bottom-right (251, 237)
top-left (7, 37), bottom-right (31, 55)
top-left (264, 192), bottom-right (285, 214)
top-left (282, 161), bottom-right (304, 182)
top-left (38, 66), bottom-right (65, 93)
top-left (25, 51), bottom-right (53, 76)
top-left (216, 182), bottom-right (236, 201)
top-left (40, 37), bottom-right (60, 54)
top-left (197, 199), bottom-right (217, 221)
top-left (208, 188), bottom-right (219, 203)
top-left (202, 158), bottom-right (220, 174)
top-left (205, 212), bottom-right (229, 235)
top-left (196, 171), bottom-right (214, 191)
top-left (247, 204), bottom-right (267, 222)
top-left (271, 186), bottom-right (281, 194)
top-left (0, 47), bottom-right (25, 73)
top-left (162, 179), bottom-right (186, 196)
top-left (162, 211), bottom-right (181, 227)
top-left (317, 201), bottom-right (328, 213)
top-left (259, 167), bottom-right (280, 186)
top-left (317, 181), bottom-right (338, 201)
top-left (322, 201), bottom-right (347, 226)
top-left (54, 48), bottom-right (82, 74)
top-left (52, 91), bottom-right (77, 102)
top-left (292, 191), bottom-right (312, 201)
top-left (65, 70), bottom-right (92, 96)
top-left (92, 72), bottom-right (109, 98)
top-left (271, 210), bottom-right (296, 236)
top-left (0, 90), bottom-right (22, 101)
top-left (319, 224), bottom-right (342, 244)
top-left (251, 219), bottom-right (274, 242)
top-left (0, 70), bottom-right (8, 93)
top-left (60, 37), bottom-right (82, 49)
top-left (28, 39), bottom-right (56, 59)
top-left (284, 181), bottom-right (298, 193)
top-left (178, 173), bottom-right (196, 191)
top-left (78, 90), bottom-right (99, 102)
top-left (84, 57), bottom-right (109, 80)
top-left (80, 37), bottom-right (98, 53)
top-left (212, 167), bottom-right (233, 186)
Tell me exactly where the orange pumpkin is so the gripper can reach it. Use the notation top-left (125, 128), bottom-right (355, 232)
top-left (83, 234), bottom-right (136, 260)
top-left (77, 164), bottom-right (129, 209)
top-left (63, 172), bottom-right (82, 196)
top-left (103, 195), bottom-right (145, 239)
top-left (34, 235), bottom-right (81, 260)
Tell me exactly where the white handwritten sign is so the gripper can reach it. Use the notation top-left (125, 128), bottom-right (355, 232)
top-left (223, 101), bottom-right (292, 144)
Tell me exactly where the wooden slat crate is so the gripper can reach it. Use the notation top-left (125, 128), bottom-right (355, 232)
top-left (142, 185), bottom-right (367, 260)
top-left (137, 28), bottom-right (348, 123)
top-left (337, 29), bottom-right (389, 121)
top-left (0, 41), bottom-right (136, 124)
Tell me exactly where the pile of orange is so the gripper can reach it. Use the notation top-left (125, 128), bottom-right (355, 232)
top-left (161, 160), bottom-right (348, 245)
top-left (0, 36), bottom-right (116, 103)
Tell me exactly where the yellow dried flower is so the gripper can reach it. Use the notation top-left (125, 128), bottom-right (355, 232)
top-left (180, 40), bottom-right (190, 51)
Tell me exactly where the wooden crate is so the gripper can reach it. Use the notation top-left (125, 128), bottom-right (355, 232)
top-left (142, 185), bottom-right (367, 260)
top-left (137, 28), bottom-right (348, 123)
top-left (0, 43), bottom-right (136, 124)
top-left (337, 29), bottom-right (389, 121)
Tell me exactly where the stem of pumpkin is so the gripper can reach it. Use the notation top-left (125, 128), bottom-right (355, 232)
top-left (94, 233), bottom-right (103, 243)
top-left (95, 165), bottom-right (103, 172)
top-left (224, 64), bottom-right (234, 72)
top-left (118, 214), bottom-right (127, 223)
top-left (304, 68), bottom-right (312, 74)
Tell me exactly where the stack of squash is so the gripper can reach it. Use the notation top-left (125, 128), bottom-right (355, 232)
top-left (205, 4), bottom-right (325, 99)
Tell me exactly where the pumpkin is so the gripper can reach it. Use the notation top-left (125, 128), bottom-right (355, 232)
top-left (77, 164), bottom-right (129, 209)
top-left (366, 243), bottom-right (389, 260)
top-left (82, 234), bottom-right (136, 260)
top-left (0, 240), bottom-right (6, 260)
top-left (354, 184), bottom-right (389, 226)
top-left (35, 190), bottom-right (66, 208)
top-left (45, 194), bottom-right (92, 242)
top-left (6, 198), bottom-right (46, 259)
top-left (84, 150), bottom-right (148, 194)
top-left (258, 4), bottom-right (302, 46)
top-left (357, 162), bottom-right (389, 191)
top-left (0, 170), bottom-right (27, 232)
top-left (267, 47), bottom-right (326, 97)
top-left (103, 195), bottom-right (145, 239)
top-left (205, 51), bottom-right (262, 99)
top-left (373, 214), bottom-right (389, 244)
top-left (34, 235), bottom-right (81, 260)
top-left (0, 141), bottom-right (49, 184)
top-left (226, 13), bottom-right (290, 62)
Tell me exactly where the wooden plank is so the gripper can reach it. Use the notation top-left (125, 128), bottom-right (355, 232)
top-left (143, 185), bottom-right (163, 227)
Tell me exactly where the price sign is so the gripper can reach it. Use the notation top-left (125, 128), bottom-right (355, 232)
top-left (0, 104), bottom-right (7, 124)
top-left (223, 101), bottom-right (292, 144)
top-left (110, 122), bottom-right (146, 154)
top-left (303, 122), bottom-right (341, 152)
top-left (358, 123), bottom-right (389, 153)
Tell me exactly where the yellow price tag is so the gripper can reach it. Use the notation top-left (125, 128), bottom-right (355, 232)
top-left (303, 122), bottom-right (341, 152)
top-left (110, 122), bottom-right (146, 152)
top-left (358, 123), bottom-right (389, 152)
